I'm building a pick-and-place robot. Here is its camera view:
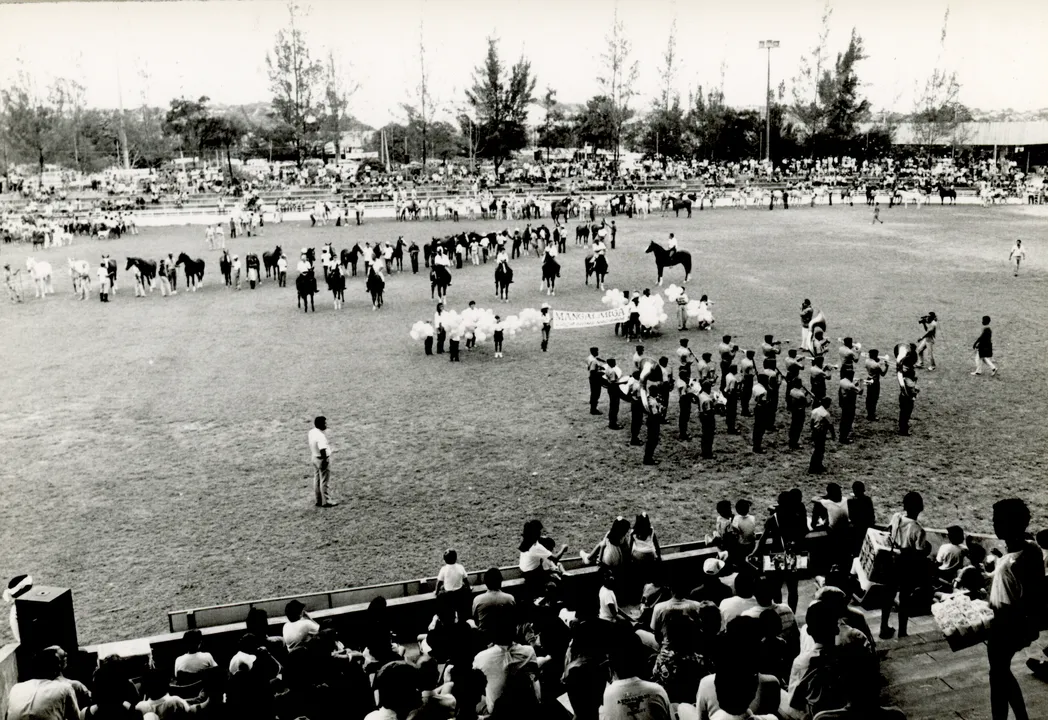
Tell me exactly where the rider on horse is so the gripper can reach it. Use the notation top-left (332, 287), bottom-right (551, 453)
top-left (667, 233), bottom-right (678, 260)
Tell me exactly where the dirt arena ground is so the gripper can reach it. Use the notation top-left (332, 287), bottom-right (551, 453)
top-left (1, 202), bottom-right (1044, 643)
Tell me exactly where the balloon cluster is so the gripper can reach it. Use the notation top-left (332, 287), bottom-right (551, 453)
top-left (664, 284), bottom-right (684, 302)
top-left (601, 288), bottom-right (628, 308)
top-left (409, 321), bottom-right (434, 341)
top-left (516, 307), bottom-right (545, 331)
top-left (637, 294), bottom-right (668, 329)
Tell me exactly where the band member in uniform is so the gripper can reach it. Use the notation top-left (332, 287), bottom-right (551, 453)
top-left (751, 374), bottom-right (770, 453)
top-left (633, 344), bottom-right (646, 371)
top-left (837, 370), bottom-right (863, 444)
top-left (718, 336), bottom-right (738, 392)
top-left (740, 350), bottom-right (757, 416)
top-left (699, 352), bottom-right (718, 387)
top-left (784, 348), bottom-right (805, 383)
top-left (676, 339), bottom-right (694, 385)
top-left (810, 329), bottom-right (830, 359)
top-left (678, 377), bottom-right (697, 442)
top-left (723, 364), bottom-right (740, 435)
top-left (864, 349), bottom-right (889, 420)
top-left (838, 337), bottom-right (862, 376)
top-left (916, 313), bottom-right (937, 370)
top-left (587, 347), bottom-right (605, 415)
top-left (698, 381), bottom-right (716, 459)
top-left (761, 359), bottom-right (781, 431)
top-left (604, 359), bottom-right (625, 429)
top-left (809, 398), bottom-right (836, 474)
top-left (787, 378), bottom-right (811, 450)
top-left (761, 334), bottom-right (784, 365)
top-left (540, 303), bottom-right (552, 352)
top-left (809, 356), bottom-right (831, 401)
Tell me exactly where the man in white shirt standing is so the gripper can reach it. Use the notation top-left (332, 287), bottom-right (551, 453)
top-left (1009, 239), bottom-right (1026, 276)
top-left (308, 416), bottom-right (338, 508)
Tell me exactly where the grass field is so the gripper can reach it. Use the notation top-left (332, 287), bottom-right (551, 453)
top-left (1, 203), bottom-right (1045, 645)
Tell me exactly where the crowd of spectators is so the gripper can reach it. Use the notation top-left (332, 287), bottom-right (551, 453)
top-left (6, 490), bottom-right (1045, 720)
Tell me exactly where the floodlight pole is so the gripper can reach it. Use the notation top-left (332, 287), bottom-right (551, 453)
top-left (759, 40), bottom-right (780, 164)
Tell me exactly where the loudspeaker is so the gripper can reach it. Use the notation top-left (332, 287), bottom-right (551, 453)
top-left (15, 586), bottom-right (78, 656)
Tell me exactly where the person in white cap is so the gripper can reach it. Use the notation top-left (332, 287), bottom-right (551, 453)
top-left (4, 575), bottom-right (32, 641)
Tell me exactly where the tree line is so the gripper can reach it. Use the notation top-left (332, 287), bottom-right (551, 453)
top-left (0, 2), bottom-right (970, 181)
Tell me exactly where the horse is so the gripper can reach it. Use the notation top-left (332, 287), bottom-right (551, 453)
top-left (494, 260), bottom-right (513, 302)
top-left (262, 245), bottom-right (282, 278)
top-left (31, 230), bottom-right (46, 249)
top-left (366, 266), bottom-right (385, 309)
top-left (430, 264), bottom-right (452, 301)
top-left (938, 185), bottom-right (957, 205)
top-left (26, 257), bottom-right (54, 298)
top-left (101, 255), bottom-right (118, 294)
top-left (646, 241), bottom-right (692, 286)
top-left (392, 239), bottom-right (405, 272)
top-left (125, 257), bottom-right (157, 292)
top-left (176, 252), bottom-right (205, 291)
top-left (327, 265), bottom-right (345, 309)
top-left (541, 254), bottom-right (560, 295)
top-left (671, 198), bottom-right (693, 218)
top-left (585, 253), bottom-right (608, 290)
top-left (576, 225), bottom-right (590, 245)
top-left (345, 244), bottom-right (362, 276)
top-left (67, 258), bottom-right (91, 299)
top-left (551, 197), bottom-right (574, 224)
top-left (296, 270), bottom-right (317, 312)
top-left (399, 201), bottom-right (421, 221)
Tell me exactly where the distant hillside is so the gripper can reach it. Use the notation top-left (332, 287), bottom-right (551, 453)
top-left (968, 108), bottom-right (1048, 123)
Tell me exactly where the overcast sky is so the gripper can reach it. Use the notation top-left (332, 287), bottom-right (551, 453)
top-left (0, 0), bottom-right (1044, 128)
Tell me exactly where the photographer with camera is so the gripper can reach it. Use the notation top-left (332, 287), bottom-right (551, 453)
top-left (916, 312), bottom-right (938, 370)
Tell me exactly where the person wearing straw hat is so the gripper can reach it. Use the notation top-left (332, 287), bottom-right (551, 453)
top-left (540, 303), bottom-right (552, 352)
top-left (4, 575), bottom-right (32, 641)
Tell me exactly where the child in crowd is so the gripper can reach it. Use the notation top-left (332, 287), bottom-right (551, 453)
top-left (435, 548), bottom-right (471, 624)
top-left (935, 525), bottom-right (968, 581)
top-left (731, 500), bottom-right (758, 564)
top-left (713, 500), bottom-right (734, 547)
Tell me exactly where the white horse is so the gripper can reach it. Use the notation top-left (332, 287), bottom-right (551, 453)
top-left (67, 258), bottom-right (91, 300)
top-left (26, 257), bottom-right (54, 298)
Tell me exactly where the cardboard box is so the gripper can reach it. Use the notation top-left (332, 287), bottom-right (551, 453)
top-left (858, 528), bottom-right (898, 584)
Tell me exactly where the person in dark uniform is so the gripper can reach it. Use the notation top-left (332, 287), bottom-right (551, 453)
top-left (784, 348), bottom-right (804, 383)
top-left (837, 370), bottom-right (863, 444)
top-left (864, 349), bottom-right (889, 420)
top-left (809, 397), bottom-right (836, 474)
top-left (723, 364), bottom-right (740, 435)
top-left (698, 381), bottom-right (716, 459)
top-left (837, 337), bottom-right (861, 376)
top-left (809, 356), bottom-right (830, 401)
top-left (604, 359), bottom-right (625, 429)
top-left (678, 378), bottom-right (696, 441)
top-left (971, 315), bottom-right (997, 376)
top-left (408, 241), bottom-right (420, 274)
top-left (610, 221), bottom-right (617, 249)
top-left (718, 336), bottom-right (738, 392)
top-left (657, 356), bottom-right (673, 422)
top-left (586, 347), bottom-right (605, 415)
top-left (740, 350), bottom-right (757, 416)
top-left (751, 374), bottom-right (770, 453)
top-left (786, 378), bottom-right (810, 450)
top-left (761, 359), bottom-right (781, 430)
